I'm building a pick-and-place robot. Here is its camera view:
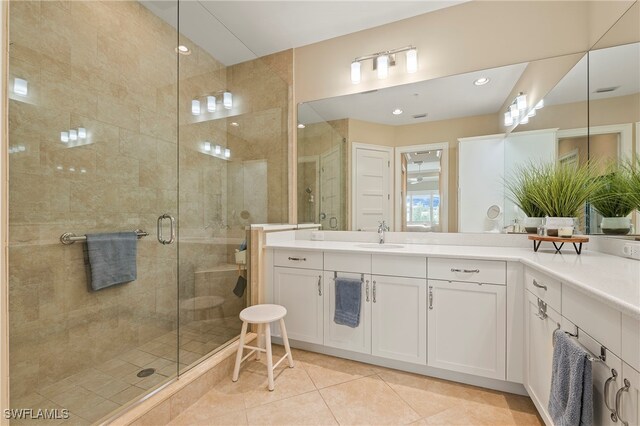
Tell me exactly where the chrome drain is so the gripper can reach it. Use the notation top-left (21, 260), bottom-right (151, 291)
top-left (137, 368), bottom-right (156, 378)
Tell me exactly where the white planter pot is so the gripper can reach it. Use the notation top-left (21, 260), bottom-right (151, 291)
top-left (544, 217), bottom-right (575, 237)
top-left (523, 217), bottom-right (544, 234)
top-left (601, 217), bottom-right (631, 235)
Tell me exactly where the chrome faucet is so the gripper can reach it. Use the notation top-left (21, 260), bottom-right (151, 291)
top-left (378, 220), bottom-right (389, 244)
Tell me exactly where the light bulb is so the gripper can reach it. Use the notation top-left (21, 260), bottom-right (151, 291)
top-left (191, 99), bottom-right (201, 116)
top-left (504, 112), bottom-right (514, 126)
top-left (224, 148), bottom-right (231, 158)
top-left (516, 93), bottom-right (527, 110)
top-left (350, 61), bottom-right (361, 84)
top-left (61, 131), bottom-right (69, 143)
top-left (206, 96), bottom-right (216, 112)
top-left (13, 78), bottom-right (28, 96)
top-left (406, 49), bottom-right (417, 74)
top-left (223, 92), bottom-right (232, 110)
top-left (510, 104), bottom-right (519, 119)
top-left (214, 145), bottom-right (221, 155)
top-left (377, 55), bottom-right (389, 79)
top-left (527, 109), bottom-right (536, 118)
top-left (203, 142), bottom-right (211, 152)
top-left (69, 129), bottom-right (78, 141)
top-left (535, 99), bottom-right (544, 109)
top-left (78, 127), bottom-right (86, 139)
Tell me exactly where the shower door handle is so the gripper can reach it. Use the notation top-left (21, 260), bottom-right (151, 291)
top-left (157, 214), bottom-right (176, 245)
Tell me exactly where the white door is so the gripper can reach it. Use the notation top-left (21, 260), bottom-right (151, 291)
top-left (320, 145), bottom-right (342, 230)
top-left (371, 275), bottom-right (427, 364)
top-left (353, 144), bottom-right (392, 231)
top-left (323, 272), bottom-right (372, 354)
top-left (618, 363), bottom-right (640, 426)
top-left (428, 280), bottom-right (506, 379)
top-left (273, 267), bottom-right (323, 344)
top-left (524, 291), bottom-right (560, 424)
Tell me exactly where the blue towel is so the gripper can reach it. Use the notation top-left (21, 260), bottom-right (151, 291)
top-left (334, 277), bottom-right (362, 328)
top-left (85, 232), bottom-right (137, 291)
top-left (549, 329), bottom-right (594, 426)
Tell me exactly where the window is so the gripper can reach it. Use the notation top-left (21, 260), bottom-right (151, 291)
top-left (406, 190), bottom-right (440, 229)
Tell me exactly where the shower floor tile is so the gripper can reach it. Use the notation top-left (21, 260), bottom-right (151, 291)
top-left (12, 317), bottom-right (240, 425)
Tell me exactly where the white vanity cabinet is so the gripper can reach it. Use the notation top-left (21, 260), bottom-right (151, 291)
top-left (428, 279), bottom-right (506, 379)
top-left (618, 363), bottom-right (640, 426)
top-left (371, 275), bottom-right (427, 364)
top-left (273, 266), bottom-right (324, 344)
top-left (323, 271), bottom-right (372, 354)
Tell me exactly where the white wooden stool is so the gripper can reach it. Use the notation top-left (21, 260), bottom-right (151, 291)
top-left (232, 304), bottom-right (294, 391)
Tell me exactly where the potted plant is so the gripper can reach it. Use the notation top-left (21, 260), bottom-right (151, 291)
top-left (506, 166), bottom-right (546, 233)
top-left (525, 162), bottom-right (604, 236)
top-left (590, 164), bottom-right (635, 235)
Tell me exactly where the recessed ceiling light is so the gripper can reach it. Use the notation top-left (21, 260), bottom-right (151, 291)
top-left (176, 45), bottom-right (191, 55)
top-left (392, 108), bottom-right (403, 115)
top-left (230, 122), bottom-right (239, 127)
top-left (473, 77), bottom-right (490, 86)
top-left (297, 123), bottom-right (306, 129)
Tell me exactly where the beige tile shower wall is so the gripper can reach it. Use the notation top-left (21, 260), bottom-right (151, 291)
top-left (7, 0), bottom-right (189, 399)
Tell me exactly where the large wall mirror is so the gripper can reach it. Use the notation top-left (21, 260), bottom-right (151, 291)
top-left (296, 3), bottom-right (639, 235)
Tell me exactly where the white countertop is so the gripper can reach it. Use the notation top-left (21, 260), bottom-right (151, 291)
top-left (266, 239), bottom-right (640, 319)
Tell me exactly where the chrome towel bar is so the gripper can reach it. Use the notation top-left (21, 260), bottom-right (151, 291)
top-left (60, 229), bottom-right (148, 245)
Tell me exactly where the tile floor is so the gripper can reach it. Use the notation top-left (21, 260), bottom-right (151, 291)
top-left (11, 317), bottom-right (242, 425)
top-left (170, 345), bottom-right (544, 426)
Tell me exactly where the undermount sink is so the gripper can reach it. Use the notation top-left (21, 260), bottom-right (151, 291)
top-left (356, 243), bottom-right (405, 249)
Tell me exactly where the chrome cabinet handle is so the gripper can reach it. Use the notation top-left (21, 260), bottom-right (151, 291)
top-left (317, 275), bottom-right (322, 296)
top-left (615, 378), bottom-right (630, 426)
top-left (604, 369), bottom-right (618, 422)
top-left (157, 213), bottom-right (176, 245)
top-left (365, 280), bottom-right (370, 302)
top-left (535, 298), bottom-right (548, 320)
top-left (288, 257), bottom-right (307, 261)
top-left (533, 279), bottom-right (547, 290)
top-left (428, 286), bottom-right (433, 310)
top-left (372, 280), bottom-right (377, 303)
top-left (451, 268), bottom-right (480, 273)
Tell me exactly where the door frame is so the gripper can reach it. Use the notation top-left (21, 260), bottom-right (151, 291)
top-left (351, 142), bottom-right (394, 231)
top-left (556, 123), bottom-right (633, 160)
top-left (394, 142), bottom-right (449, 232)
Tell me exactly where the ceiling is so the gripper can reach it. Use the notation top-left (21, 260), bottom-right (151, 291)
top-left (141, 1), bottom-right (466, 65)
top-left (298, 62), bottom-right (528, 125)
top-left (544, 42), bottom-right (640, 106)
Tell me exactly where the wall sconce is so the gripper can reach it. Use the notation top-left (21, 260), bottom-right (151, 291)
top-left (350, 46), bottom-right (417, 84)
top-left (503, 92), bottom-right (543, 127)
top-left (13, 78), bottom-right (28, 96)
top-left (191, 90), bottom-right (233, 115)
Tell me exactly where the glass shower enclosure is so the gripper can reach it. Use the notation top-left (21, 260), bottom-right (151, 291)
top-left (7, 1), bottom-right (289, 423)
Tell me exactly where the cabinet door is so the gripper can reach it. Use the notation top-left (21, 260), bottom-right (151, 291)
top-left (273, 267), bottom-right (323, 344)
top-left (428, 280), bottom-right (506, 380)
top-left (525, 290), bottom-right (561, 424)
top-left (371, 275), bottom-right (427, 364)
top-left (618, 363), bottom-right (640, 426)
top-left (323, 272), bottom-right (372, 354)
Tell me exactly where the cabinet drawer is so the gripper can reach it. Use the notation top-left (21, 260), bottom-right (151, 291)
top-left (324, 252), bottom-right (371, 274)
top-left (562, 285), bottom-right (622, 356)
top-left (428, 258), bottom-right (506, 285)
top-left (525, 268), bottom-right (561, 312)
top-left (372, 255), bottom-right (426, 278)
top-left (274, 249), bottom-right (323, 270)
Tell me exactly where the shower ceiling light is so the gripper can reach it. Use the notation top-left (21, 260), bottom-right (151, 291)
top-left (176, 45), bottom-right (191, 55)
top-left (392, 108), bottom-right (403, 115)
top-left (223, 92), bottom-right (233, 110)
top-left (297, 123), bottom-right (305, 129)
top-left (474, 77), bottom-right (490, 86)
top-left (206, 96), bottom-right (216, 112)
top-left (349, 46), bottom-right (417, 84)
top-left (13, 78), bottom-right (28, 96)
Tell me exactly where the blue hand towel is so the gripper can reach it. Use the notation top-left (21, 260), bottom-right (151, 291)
top-left (549, 329), bottom-right (594, 426)
top-left (334, 277), bottom-right (362, 328)
top-left (85, 232), bottom-right (138, 291)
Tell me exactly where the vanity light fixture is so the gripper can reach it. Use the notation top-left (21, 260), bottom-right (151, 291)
top-left (473, 77), bottom-right (490, 86)
top-left (297, 123), bottom-right (306, 129)
top-left (69, 129), bottom-right (78, 141)
top-left (191, 99), bottom-right (201, 116)
top-left (516, 93), bottom-right (527, 111)
top-left (191, 90), bottom-right (233, 115)
top-left (519, 114), bottom-right (529, 125)
top-left (224, 148), bottom-right (231, 158)
top-left (535, 99), bottom-right (544, 109)
top-left (60, 131), bottom-right (69, 143)
top-left (527, 108), bottom-right (536, 118)
top-left (214, 145), bottom-right (221, 155)
top-left (77, 127), bottom-right (86, 139)
top-left (504, 91), bottom-right (538, 127)
top-left (504, 112), bottom-right (514, 127)
top-left (350, 46), bottom-right (417, 83)
top-left (223, 91), bottom-right (233, 110)
top-left (13, 78), bottom-right (28, 96)
top-left (206, 96), bottom-right (216, 112)
top-left (203, 142), bottom-right (212, 152)
top-left (392, 108), bottom-right (403, 115)
top-left (510, 104), bottom-right (519, 119)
